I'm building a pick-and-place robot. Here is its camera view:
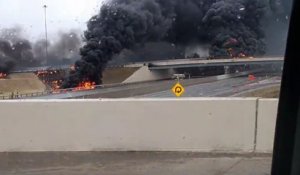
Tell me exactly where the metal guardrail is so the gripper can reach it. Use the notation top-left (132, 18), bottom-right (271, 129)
top-left (12, 57), bottom-right (284, 73)
top-left (0, 84), bottom-right (108, 100)
top-left (0, 82), bottom-right (123, 100)
top-left (0, 91), bottom-right (52, 100)
top-left (148, 59), bottom-right (284, 70)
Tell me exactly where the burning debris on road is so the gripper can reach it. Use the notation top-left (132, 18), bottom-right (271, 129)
top-left (63, 0), bottom-right (279, 88)
top-left (35, 70), bottom-right (66, 90)
top-left (73, 81), bottom-right (96, 91)
top-left (35, 67), bottom-right (96, 92)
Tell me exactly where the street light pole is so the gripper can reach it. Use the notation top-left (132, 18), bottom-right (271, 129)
top-left (43, 5), bottom-right (48, 65)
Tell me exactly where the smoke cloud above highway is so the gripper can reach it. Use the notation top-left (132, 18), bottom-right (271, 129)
top-left (64, 0), bottom-right (281, 87)
top-left (0, 0), bottom-right (290, 85)
top-left (0, 27), bottom-right (36, 73)
top-left (0, 27), bottom-right (82, 74)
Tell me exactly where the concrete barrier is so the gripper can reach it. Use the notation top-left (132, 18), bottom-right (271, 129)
top-left (256, 99), bottom-right (279, 152)
top-left (0, 98), bottom-right (257, 152)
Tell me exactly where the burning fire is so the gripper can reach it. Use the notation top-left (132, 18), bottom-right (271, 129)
top-left (51, 80), bottom-right (62, 90)
top-left (51, 80), bottom-right (96, 93)
top-left (73, 81), bottom-right (96, 91)
top-left (35, 69), bottom-right (66, 91)
top-left (35, 69), bottom-right (96, 93)
top-left (227, 48), bottom-right (247, 58)
top-left (0, 72), bottom-right (7, 79)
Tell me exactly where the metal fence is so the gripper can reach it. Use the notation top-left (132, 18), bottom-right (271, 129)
top-left (0, 91), bottom-right (52, 100)
top-left (0, 80), bottom-right (160, 100)
top-left (0, 83), bottom-right (109, 100)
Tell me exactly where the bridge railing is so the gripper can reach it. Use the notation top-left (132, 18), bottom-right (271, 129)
top-left (0, 91), bottom-right (52, 100)
top-left (0, 83), bottom-right (110, 100)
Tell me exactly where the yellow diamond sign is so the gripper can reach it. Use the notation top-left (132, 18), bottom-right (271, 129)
top-left (172, 82), bottom-right (185, 97)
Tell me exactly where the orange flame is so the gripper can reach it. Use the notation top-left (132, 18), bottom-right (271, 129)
top-left (73, 81), bottom-right (96, 91)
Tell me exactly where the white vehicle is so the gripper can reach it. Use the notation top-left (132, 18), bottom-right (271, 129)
top-left (172, 74), bottom-right (186, 80)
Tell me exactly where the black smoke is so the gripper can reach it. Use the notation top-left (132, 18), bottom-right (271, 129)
top-left (34, 31), bottom-right (82, 65)
top-left (0, 27), bottom-right (82, 73)
top-left (109, 42), bottom-right (185, 65)
top-left (64, 0), bottom-right (271, 87)
top-left (0, 27), bottom-right (38, 73)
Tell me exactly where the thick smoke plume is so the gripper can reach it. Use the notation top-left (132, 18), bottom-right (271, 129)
top-left (64, 0), bottom-right (271, 87)
top-left (0, 27), bottom-right (82, 73)
top-left (34, 31), bottom-right (82, 65)
top-left (0, 27), bottom-right (37, 73)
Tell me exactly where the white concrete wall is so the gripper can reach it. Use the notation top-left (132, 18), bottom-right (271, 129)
top-left (256, 99), bottom-right (279, 152)
top-left (0, 98), bottom-right (258, 152)
top-left (123, 66), bottom-right (175, 83)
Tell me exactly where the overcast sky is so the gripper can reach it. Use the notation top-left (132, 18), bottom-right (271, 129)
top-left (0, 0), bottom-right (104, 40)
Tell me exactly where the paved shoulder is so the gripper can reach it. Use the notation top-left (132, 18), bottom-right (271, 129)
top-left (0, 152), bottom-right (271, 175)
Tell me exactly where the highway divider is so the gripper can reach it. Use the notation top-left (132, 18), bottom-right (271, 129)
top-left (0, 98), bottom-right (278, 153)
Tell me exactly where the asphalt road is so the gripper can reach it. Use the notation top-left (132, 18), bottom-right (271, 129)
top-left (139, 77), bottom-right (281, 98)
top-left (29, 73), bottom-right (281, 99)
top-left (29, 76), bottom-right (233, 99)
top-left (0, 152), bottom-right (272, 175)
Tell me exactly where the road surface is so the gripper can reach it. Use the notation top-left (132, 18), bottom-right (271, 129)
top-left (29, 75), bottom-right (235, 99)
top-left (29, 73), bottom-right (281, 99)
top-left (0, 152), bottom-right (272, 175)
top-left (140, 77), bottom-right (281, 98)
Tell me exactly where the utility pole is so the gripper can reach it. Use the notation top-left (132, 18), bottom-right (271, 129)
top-left (43, 5), bottom-right (48, 65)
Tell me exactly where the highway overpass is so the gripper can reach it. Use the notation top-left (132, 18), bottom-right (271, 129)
top-left (11, 57), bottom-right (284, 73)
top-left (148, 57), bottom-right (284, 70)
